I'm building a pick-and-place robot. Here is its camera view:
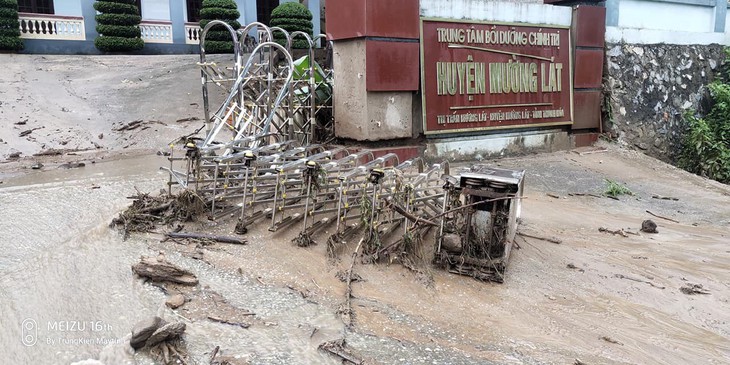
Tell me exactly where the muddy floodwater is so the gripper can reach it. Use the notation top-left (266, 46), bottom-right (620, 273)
top-left (2, 146), bottom-right (730, 365)
top-left (0, 156), bottom-right (343, 364)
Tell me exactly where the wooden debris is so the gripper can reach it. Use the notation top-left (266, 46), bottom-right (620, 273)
top-left (567, 263), bottom-right (585, 272)
top-left (646, 210), bottom-right (679, 223)
top-left (19, 127), bottom-right (41, 137)
top-left (680, 283), bottom-right (710, 295)
top-left (175, 116), bottom-right (200, 123)
top-left (614, 273), bottom-right (665, 289)
top-left (546, 193), bottom-right (561, 199)
top-left (318, 339), bottom-right (363, 365)
top-left (207, 315), bottom-right (250, 329)
top-left (132, 256), bottom-right (199, 286)
top-left (652, 195), bottom-right (679, 201)
top-left (341, 238), bottom-right (364, 328)
top-left (384, 199), bottom-right (438, 227)
top-left (517, 231), bottom-right (563, 244)
top-left (598, 227), bottom-right (629, 237)
top-left (600, 336), bottom-right (623, 345)
top-left (166, 231), bottom-right (247, 245)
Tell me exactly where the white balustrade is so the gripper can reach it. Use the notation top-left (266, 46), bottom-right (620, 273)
top-left (185, 23), bottom-right (201, 44)
top-left (18, 13), bottom-right (85, 41)
top-left (140, 20), bottom-right (173, 44)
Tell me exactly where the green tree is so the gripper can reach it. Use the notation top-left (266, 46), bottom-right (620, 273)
top-left (270, 2), bottom-right (313, 49)
top-left (94, 0), bottom-right (144, 52)
top-left (199, 0), bottom-right (240, 54)
top-left (0, 0), bottom-right (23, 51)
top-left (679, 48), bottom-right (730, 183)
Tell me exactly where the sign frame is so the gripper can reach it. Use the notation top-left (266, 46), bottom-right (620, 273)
top-left (419, 17), bottom-right (574, 136)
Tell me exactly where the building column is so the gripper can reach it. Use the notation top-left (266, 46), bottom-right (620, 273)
top-left (605, 0), bottom-right (619, 27)
top-left (169, 0), bottom-right (186, 44)
top-left (714, 1), bottom-right (727, 33)
top-left (80, 0), bottom-right (98, 41)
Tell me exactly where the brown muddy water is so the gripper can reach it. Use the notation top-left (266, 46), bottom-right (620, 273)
top-left (0, 156), bottom-right (342, 364)
top-left (3, 148), bottom-right (730, 365)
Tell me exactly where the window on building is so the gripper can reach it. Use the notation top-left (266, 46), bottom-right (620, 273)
top-left (186, 0), bottom-right (203, 22)
top-left (135, 0), bottom-right (142, 16)
top-left (257, 0), bottom-right (280, 26)
top-left (18, 0), bottom-right (54, 14)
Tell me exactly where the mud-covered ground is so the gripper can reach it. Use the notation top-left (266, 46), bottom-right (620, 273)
top-left (0, 54), bottom-right (229, 178)
top-left (1, 55), bottom-right (729, 364)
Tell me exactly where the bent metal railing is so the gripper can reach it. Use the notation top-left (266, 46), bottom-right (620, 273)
top-left (156, 22), bottom-right (522, 283)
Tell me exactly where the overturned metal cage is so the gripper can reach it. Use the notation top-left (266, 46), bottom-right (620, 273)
top-left (157, 22), bottom-right (523, 283)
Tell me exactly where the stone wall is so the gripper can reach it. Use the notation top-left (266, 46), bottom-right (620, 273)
top-left (604, 43), bottom-right (724, 162)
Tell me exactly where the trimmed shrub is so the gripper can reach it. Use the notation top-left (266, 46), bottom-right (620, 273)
top-left (270, 17), bottom-right (312, 29)
top-left (93, 1), bottom-right (139, 15)
top-left (199, 0), bottom-right (240, 54)
top-left (96, 24), bottom-right (141, 38)
top-left (271, 2), bottom-right (312, 20)
top-left (0, 0), bottom-right (22, 51)
top-left (270, 2), bottom-right (312, 49)
top-left (94, 0), bottom-right (143, 52)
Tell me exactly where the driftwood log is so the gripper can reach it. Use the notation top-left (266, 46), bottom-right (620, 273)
top-left (132, 257), bottom-right (199, 286)
top-left (166, 232), bottom-right (247, 245)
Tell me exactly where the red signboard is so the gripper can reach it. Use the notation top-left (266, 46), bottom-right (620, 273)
top-left (420, 19), bottom-right (573, 135)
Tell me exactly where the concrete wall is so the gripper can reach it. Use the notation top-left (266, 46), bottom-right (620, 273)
top-left (605, 0), bottom-right (728, 45)
top-left (333, 39), bottom-right (413, 141)
top-left (604, 43), bottom-right (724, 161)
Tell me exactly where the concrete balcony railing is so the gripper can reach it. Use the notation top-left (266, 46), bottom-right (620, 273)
top-left (140, 20), bottom-right (173, 44)
top-left (18, 13), bottom-right (85, 41)
top-left (184, 22), bottom-right (201, 44)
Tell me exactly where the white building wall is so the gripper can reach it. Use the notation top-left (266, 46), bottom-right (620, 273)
top-left (142, 0), bottom-right (171, 21)
top-left (618, 0), bottom-right (714, 33)
top-left (606, 0), bottom-right (727, 45)
top-left (53, 0), bottom-right (82, 16)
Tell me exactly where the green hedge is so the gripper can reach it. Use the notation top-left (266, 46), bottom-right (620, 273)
top-left (270, 2), bottom-right (313, 49)
top-left (271, 2), bottom-right (312, 20)
top-left (95, 36), bottom-right (144, 52)
top-left (97, 0), bottom-right (136, 4)
top-left (199, 7), bottom-right (239, 20)
top-left (93, 1), bottom-right (139, 15)
top-left (199, 0), bottom-right (239, 54)
top-left (96, 13), bottom-right (141, 26)
top-left (270, 17), bottom-right (312, 29)
top-left (272, 23), bottom-right (312, 35)
top-left (202, 0), bottom-right (237, 9)
top-left (0, 7), bottom-right (16, 18)
top-left (96, 23), bottom-right (141, 38)
top-left (94, 0), bottom-right (143, 52)
top-left (0, 0), bottom-right (21, 51)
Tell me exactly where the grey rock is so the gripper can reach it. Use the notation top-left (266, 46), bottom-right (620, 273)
top-left (441, 234), bottom-right (462, 254)
top-left (130, 316), bottom-right (162, 350)
top-left (635, 143), bottom-right (649, 150)
top-left (641, 220), bottom-right (658, 234)
top-left (606, 46), bottom-right (622, 58)
top-left (145, 322), bottom-right (186, 347)
top-left (709, 59), bottom-right (717, 69)
top-left (165, 294), bottom-right (185, 309)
